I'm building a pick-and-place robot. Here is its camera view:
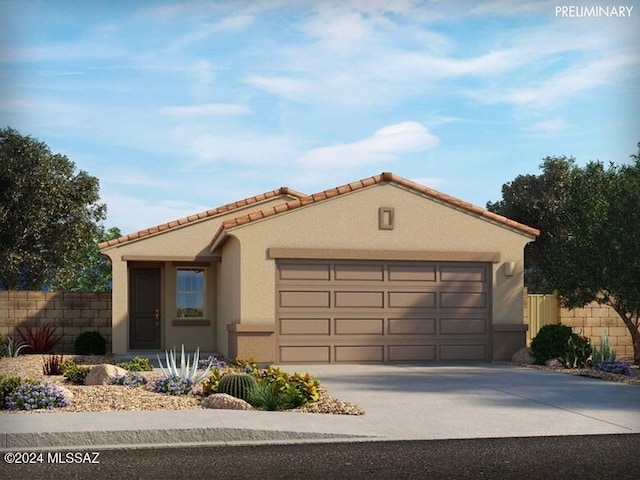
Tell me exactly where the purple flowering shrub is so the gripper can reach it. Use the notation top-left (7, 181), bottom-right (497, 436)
top-left (593, 360), bottom-right (634, 376)
top-left (5, 383), bottom-right (69, 410)
top-left (109, 372), bottom-right (148, 388)
top-left (198, 356), bottom-right (227, 370)
top-left (153, 375), bottom-right (194, 395)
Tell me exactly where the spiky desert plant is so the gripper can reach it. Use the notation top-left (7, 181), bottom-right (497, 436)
top-left (2, 336), bottom-right (29, 357)
top-left (17, 325), bottom-right (62, 353)
top-left (156, 345), bottom-right (213, 384)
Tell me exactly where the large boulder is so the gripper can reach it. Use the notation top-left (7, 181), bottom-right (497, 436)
top-left (511, 347), bottom-right (535, 365)
top-left (201, 393), bottom-right (253, 410)
top-left (85, 364), bottom-right (128, 385)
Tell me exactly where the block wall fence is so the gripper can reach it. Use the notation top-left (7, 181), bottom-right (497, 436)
top-left (0, 290), bottom-right (635, 359)
top-left (0, 291), bottom-right (112, 354)
top-left (523, 289), bottom-right (635, 360)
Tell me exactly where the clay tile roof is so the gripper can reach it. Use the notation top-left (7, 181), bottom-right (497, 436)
top-left (99, 187), bottom-right (306, 249)
top-left (210, 172), bottom-right (540, 248)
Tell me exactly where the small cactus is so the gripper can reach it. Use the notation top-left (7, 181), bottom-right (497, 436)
top-left (217, 373), bottom-right (258, 401)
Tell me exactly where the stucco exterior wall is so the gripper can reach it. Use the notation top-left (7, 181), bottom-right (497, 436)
top-left (216, 236), bottom-right (241, 357)
top-left (102, 196), bottom-right (294, 354)
top-left (227, 183), bottom-right (532, 329)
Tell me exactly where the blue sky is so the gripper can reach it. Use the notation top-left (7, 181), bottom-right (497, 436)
top-left (2, 0), bottom-right (638, 235)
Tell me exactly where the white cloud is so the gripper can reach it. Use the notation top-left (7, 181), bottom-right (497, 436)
top-left (469, 53), bottom-right (640, 107)
top-left (100, 192), bottom-right (210, 235)
top-left (176, 128), bottom-right (300, 165)
top-left (170, 14), bottom-right (254, 50)
top-left (527, 118), bottom-right (569, 133)
top-left (243, 76), bottom-right (309, 98)
top-left (297, 122), bottom-right (438, 168)
top-left (159, 103), bottom-right (252, 117)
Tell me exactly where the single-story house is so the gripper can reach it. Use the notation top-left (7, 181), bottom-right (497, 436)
top-left (99, 172), bottom-right (539, 363)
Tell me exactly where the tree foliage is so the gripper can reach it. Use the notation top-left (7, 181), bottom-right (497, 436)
top-left (489, 144), bottom-right (640, 362)
top-left (0, 127), bottom-right (106, 290)
top-left (50, 226), bottom-right (121, 292)
top-left (487, 156), bottom-right (578, 292)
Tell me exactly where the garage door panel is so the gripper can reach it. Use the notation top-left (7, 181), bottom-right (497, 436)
top-left (335, 318), bottom-right (384, 335)
top-left (440, 266), bottom-right (487, 282)
top-left (388, 318), bottom-right (436, 335)
top-left (280, 346), bottom-right (330, 363)
top-left (440, 318), bottom-right (487, 335)
top-left (279, 318), bottom-right (330, 335)
top-left (279, 263), bottom-right (330, 281)
top-left (389, 344), bottom-right (436, 361)
top-left (276, 260), bottom-right (491, 363)
top-left (388, 291), bottom-right (436, 308)
top-left (335, 291), bottom-right (384, 308)
top-left (280, 291), bottom-right (330, 308)
top-left (335, 345), bottom-right (383, 362)
top-left (440, 292), bottom-right (487, 309)
top-left (388, 265), bottom-right (436, 282)
top-left (335, 264), bottom-right (384, 281)
top-left (440, 344), bottom-right (487, 361)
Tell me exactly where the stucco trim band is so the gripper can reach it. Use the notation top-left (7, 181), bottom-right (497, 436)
top-left (267, 248), bottom-right (501, 263)
top-left (172, 319), bottom-right (211, 327)
top-left (227, 324), bottom-right (276, 333)
top-left (122, 255), bottom-right (221, 262)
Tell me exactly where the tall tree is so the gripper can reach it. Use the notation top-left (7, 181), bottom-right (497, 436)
top-left (0, 127), bottom-right (106, 290)
top-left (489, 145), bottom-right (640, 362)
top-left (50, 226), bottom-right (121, 292)
top-left (487, 156), bottom-right (578, 292)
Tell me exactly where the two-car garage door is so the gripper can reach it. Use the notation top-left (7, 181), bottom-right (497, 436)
top-left (276, 259), bottom-right (492, 363)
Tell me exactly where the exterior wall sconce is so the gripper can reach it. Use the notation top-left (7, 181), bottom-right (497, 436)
top-left (504, 261), bottom-right (515, 276)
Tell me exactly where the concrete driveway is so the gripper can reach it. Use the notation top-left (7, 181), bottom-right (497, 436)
top-left (279, 363), bottom-right (640, 440)
top-left (2, 363), bottom-right (638, 450)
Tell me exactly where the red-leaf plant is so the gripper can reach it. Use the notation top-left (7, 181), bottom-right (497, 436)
top-left (17, 325), bottom-right (63, 354)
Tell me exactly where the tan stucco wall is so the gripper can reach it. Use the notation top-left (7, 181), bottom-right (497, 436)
top-left (102, 196), bottom-right (294, 354)
top-left (227, 183), bottom-right (532, 329)
top-left (216, 236), bottom-right (241, 358)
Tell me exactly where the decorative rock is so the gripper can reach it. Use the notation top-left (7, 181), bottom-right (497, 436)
top-left (545, 358), bottom-right (564, 368)
top-left (56, 385), bottom-right (74, 403)
top-left (201, 393), bottom-right (253, 410)
top-left (511, 347), bottom-right (535, 365)
top-left (85, 364), bottom-right (128, 385)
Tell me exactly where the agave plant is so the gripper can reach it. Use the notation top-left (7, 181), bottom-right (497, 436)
top-left (2, 336), bottom-right (29, 357)
top-left (156, 345), bottom-right (214, 384)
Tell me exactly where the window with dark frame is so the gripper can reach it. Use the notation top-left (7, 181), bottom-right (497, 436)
top-left (176, 268), bottom-right (205, 318)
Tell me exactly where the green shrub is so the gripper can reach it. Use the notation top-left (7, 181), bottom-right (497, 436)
top-left (256, 366), bottom-right (320, 405)
top-left (217, 373), bottom-right (258, 401)
top-left (0, 375), bottom-right (24, 409)
top-left (247, 382), bottom-right (282, 410)
top-left (117, 356), bottom-right (153, 372)
top-left (62, 362), bottom-right (91, 385)
top-left (531, 324), bottom-right (573, 365)
top-left (74, 331), bottom-right (107, 355)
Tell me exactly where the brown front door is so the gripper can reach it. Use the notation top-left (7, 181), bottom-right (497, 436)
top-left (129, 268), bottom-right (161, 349)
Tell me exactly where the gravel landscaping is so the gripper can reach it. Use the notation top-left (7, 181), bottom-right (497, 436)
top-left (0, 355), bottom-right (364, 415)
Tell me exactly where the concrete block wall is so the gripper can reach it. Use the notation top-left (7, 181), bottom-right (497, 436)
top-left (0, 291), bottom-right (112, 354)
top-left (559, 302), bottom-right (634, 360)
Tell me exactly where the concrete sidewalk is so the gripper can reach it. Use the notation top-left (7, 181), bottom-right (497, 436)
top-left (1, 364), bottom-right (638, 450)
